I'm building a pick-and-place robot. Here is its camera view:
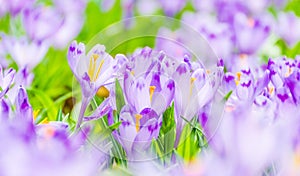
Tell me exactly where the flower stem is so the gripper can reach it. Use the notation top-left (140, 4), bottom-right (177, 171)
top-left (76, 97), bottom-right (89, 130)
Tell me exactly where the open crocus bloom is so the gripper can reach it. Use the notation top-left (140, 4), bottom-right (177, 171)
top-left (68, 41), bottom-right (119, 99)
top-left (67, 41), bottom-right (119, 128)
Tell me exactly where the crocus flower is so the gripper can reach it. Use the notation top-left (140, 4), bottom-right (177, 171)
top-left (114, 105), bottom-right (162, 159)
top-left (123, 47), bottom-right (175, 115)
top-left (0, 66), bottom-right (15, 99)
top-left (67, 41), bottom-right (119, 128)
top-left (1, 34), bottom-right (48, 70)
top-left (0, 86), bottom-right (106, 176)
top-left (203, 104), bottom-right (278, 176)
top-left (0, 0), bottom-right (34, 17)
top-left (159, 0), bottom-right (186, 16)
top-left (173, 62), bottom-right (223, 121)
top-left (233, 13), bottom-right (270, 55)
top-left (124, 70), bottom-right (175, 116)
top-left (23, 0), bottom-right (86, 49)
top-left (277, 12), bottom-right (300, 47)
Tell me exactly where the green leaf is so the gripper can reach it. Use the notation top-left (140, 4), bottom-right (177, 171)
top-left (223, 90), bottom-right (233, 102)
top-left (56, 108), bottom-right (63, 121)
top-left (115, 79), bottom-right (125, 115)
top-left (27, 88), bottom-right (57, 121)
top-left (152, 104), bottom-right (176, 162)
top-left (160, 103), bottom-right (176, 135)
top-left (108, 121), bottom-right (122, 131)
top-left (176, 124), bottom-right (201, 161)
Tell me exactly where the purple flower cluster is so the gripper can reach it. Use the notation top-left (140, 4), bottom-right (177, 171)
top-left (68, 43), bottom-right (223, 158)
top-left (0, 0), bottom-right (86, 70)
top-left (67, 38), bottom-right (300, 174)
top-left (0, 66), bottom-right (106, 176)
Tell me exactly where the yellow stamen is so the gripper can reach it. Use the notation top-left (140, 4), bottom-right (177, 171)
top-left (94, 59), bottom-right (105, 81)
top-left (206, 69), bottom-right (211, 74)
top-left (190, 77), bottom-right (196, 96)
top-left (235, 80), bottom-right (240, 86)
top-left (191, 77), bottom-right (196, 84)
top-left (235, 72), bottom-right (242, 85)
top-left (149, 86), bottom-right (156, 102)
top-left (88, 56), bottom-right (94, 80)
top-left (92, 54), bottom-right (99, 61)
top-left (130, 70), bottom-right (135, 76)
top-left (268, 86), bottom-right (274, 95)
top-left (88, 54), bottom-right (105, 82)
top-left (135, 114), bottom-right (142, 132)
top-left (285, 67), bottom-right (293, 77)
top-left (96, 86), bottom-right (110, 98)
top-left (236, 72), bottom-right (242, 81)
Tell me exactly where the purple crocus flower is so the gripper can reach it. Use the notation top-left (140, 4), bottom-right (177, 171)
top-left (124, 70), bottom-right (175, 116)
top-left (0, 66), bottom-right (15, 99)
top-left (123, 47), bottom-right (175, 115)
top-left (0, 85), bottom-right (105, 176)
top-left (233, 13), bottom-right (270, 55)
top-left (1, 34), bottom-right (48, 70)
top-left (23, 0), bottom-right (86, 49)
top-left (23, 5), bottom-right (63, 43)
top-left (277, 12), bottom-right (300, 47)
top-left (203, 104), bottom-right (278, 176)
top-left (0, 0), bottom-right (34, 17)
top-left (114, 105), bottom-right (162, 159)
top-left (173, 63), bottom-right (222, 121)
top-left (159, 0), bottom-right (186, 16)
top-left (67, 41), bottom-right (120, 128)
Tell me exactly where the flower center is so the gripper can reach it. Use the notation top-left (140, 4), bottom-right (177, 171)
top-left (135, 114), bottom-right (143, 132)
top-left (88, 54), bottom-right (105, 82)
top-left (235, 72), bottom-right (242, 85)
top-left (190, 77), bottom-right (196, 96)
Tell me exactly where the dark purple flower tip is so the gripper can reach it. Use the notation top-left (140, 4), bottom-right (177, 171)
top-left (241, 80), bottom-right (252, 87)
top-left (69, 41), bottom-right (77, 53)
top-left (140, 108), bottom-right (158, 119)
top-left (140, 47), bottom-right (152, 58)
top-left (147, 122), bottom-right (159, 134)
top-left (150, 73), bottom-right (162, 92)
top-left (121, 120), bottom-right (131, 127)
top-left (1, 99), bottom-right (9, 114)
top-left (269, 70), bottom-right (276, 78)
top-left (224, 73), bottom-right (235, 83)
top-left (217, 58), bottom-right (224, 67)
top-left (241, 68), bottom-right (251, 75)
top-left (157, 51), bottom-right (165, 61)
top-left (69, 45), bottom-right (76, 52)
top-left (176, 63), bottom-right (188, 75)
top-left (16, 86), bottom-right (32, 115)
top-left (277, 93), bottom-right (289, 103)
top-left (267, 59), bottom-right (275, 68)
top-left (167, 79), bottom-right (175, 91)
top-left (199, 112), bottom-right (208, 127)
